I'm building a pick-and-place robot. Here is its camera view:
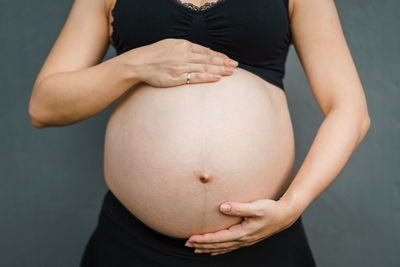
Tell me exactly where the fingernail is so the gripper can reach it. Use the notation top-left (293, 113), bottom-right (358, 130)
top-left (221, 203), bottom-right (231, 212)
top-left (185, 241), bottom-right (193, 247)
top-left (229, 60), bottom-right (238, 66)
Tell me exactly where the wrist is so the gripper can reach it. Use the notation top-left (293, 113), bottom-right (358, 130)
top-left (112, 52), bottom-right (144, 84)
top-left (278, 189), bottom-right (310, 217)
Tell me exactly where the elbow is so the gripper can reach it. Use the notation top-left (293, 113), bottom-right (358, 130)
top-left (350, 110), bottom-right (371, 147)
top-left (29, 82), bottom-right (49, 128)
top-left (28, 100), bottom-right (47, 128)
top-left (31, 119), bottom-right (46, 129)
top-left (361, 113), bottom-right (371, 134)
top-left (358, 110), bottom-right (371, 140)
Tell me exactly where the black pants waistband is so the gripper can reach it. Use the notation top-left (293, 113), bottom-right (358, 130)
top-left (92, 189), bottom-right (316, 264)
top-left (102, 189), bottom-right (192, 248)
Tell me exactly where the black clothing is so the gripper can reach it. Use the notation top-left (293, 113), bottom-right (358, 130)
top-left (80, 190), bottom-right (317, 266)
top-left (110, 0), bottom-right (292, 90)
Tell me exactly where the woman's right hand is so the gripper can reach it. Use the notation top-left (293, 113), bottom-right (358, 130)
top-left (121, 38), bottom-right (239, 87)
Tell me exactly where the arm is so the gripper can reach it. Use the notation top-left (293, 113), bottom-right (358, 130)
top-left (182, 0), bottom-right (371, 255)
top-left (279, 0), bottom-right (371, 215)
top-left (186, 0), bottom-right (370, 255)
top-left (28, 0), bottom-right (140, 128)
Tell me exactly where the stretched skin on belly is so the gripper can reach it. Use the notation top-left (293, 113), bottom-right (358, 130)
top-left (103, 67), bottom-right (295, 238)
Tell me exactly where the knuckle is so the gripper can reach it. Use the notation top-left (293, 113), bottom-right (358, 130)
top-left (182, 39), bottom-right (191, 49)
top-left (224, 57), bottom-right (231, 65)
top-left (181, 50), bottom-right (190, 59)
top-left (166, 38), bottom-right (179, 46)
top-left (220, 52), bottom-right (229, 59)
top-left (209, 72), bottom-right (217, 78)
top-left (209, 73), bottom-right (217, 79)
top-left (257, 207), bottom-right (265, 216)
top-left (179, 39), bottom-right (188, 45)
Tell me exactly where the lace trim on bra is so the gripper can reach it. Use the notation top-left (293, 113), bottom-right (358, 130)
top-left (170, 0), bottom-right (227, 11)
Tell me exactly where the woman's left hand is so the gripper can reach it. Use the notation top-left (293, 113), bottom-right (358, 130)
top-left (184, 197), bottom-right (302, 256)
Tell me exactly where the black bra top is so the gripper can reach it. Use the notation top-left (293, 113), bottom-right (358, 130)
top-left (111, 0), bottom-right (292, 91)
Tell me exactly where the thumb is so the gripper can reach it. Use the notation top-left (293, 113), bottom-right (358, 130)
top-left (220, 201), bottom-right (263, 217)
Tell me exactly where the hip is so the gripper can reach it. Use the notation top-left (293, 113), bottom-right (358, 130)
top-left (80, 189), bottom-right (317, 267)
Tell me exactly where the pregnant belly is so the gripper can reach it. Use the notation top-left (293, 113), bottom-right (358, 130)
top-left (103, 67), bottom-right (296, 238)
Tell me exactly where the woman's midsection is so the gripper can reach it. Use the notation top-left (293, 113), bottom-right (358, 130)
top-left (103, 67), bottom-right (295, 238)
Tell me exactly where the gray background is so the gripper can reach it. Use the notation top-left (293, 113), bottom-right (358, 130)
top-left (1, 0), bottom-right (399, 266)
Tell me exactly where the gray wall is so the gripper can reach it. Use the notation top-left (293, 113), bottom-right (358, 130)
top-left (1, 0), bottom-right (398, 266)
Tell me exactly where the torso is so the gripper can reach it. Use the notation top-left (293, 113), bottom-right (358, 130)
top-left (103, 0), bottom-right (295, 238)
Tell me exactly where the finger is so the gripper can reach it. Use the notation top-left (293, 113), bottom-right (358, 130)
top-left (195, 247), bottom-right (237, 254)
top-left (189, 43), bottom-right (230, 61)
top-left (188, 221), bottom-right (249, 244)
top-left (180, 72), bottom-right (221, 84)
top-left (188, 52), bottom-right (238, 68)
top-left (220, 200), bottom-right (265, 217)
top-left (188, 240), bottom-right (238, 250)
top-left (195, 237), bottom-right (262, 254)
top-left (190, 233), bottom-right (262, 250)
top-left (195, 246), bottom-right (236, 253)
top-left (182, 62), bottom-right (234, 76)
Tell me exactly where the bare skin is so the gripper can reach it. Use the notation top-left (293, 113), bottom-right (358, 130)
top-left (102, 0), bottom-right (295, 238)
top-left (29, 0), bottom-right (370, 256)
top-left (104, 66), bottom-right (295, 237)
top-left (29, 0), bottom-right (295, 238)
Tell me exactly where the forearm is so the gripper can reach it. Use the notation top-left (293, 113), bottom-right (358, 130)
top-left (279, 107), bottom-right (371, 215)
top-left (29, 54), bottom-right (141, 128)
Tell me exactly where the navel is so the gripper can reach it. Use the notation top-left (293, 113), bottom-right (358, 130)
top-left (198, 173), bottom-right (212, 184)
